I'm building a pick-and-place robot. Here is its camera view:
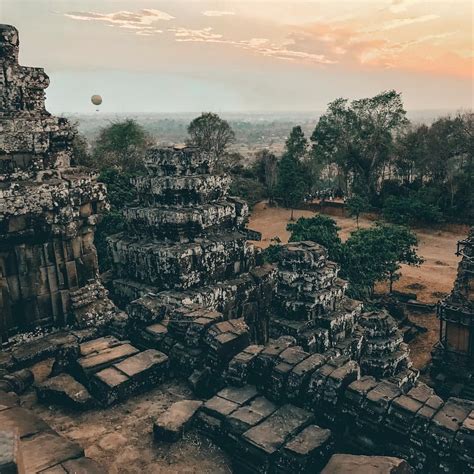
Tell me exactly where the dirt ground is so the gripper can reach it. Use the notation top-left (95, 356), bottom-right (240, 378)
top-left (26, 370), bottom-right (231, 474)
top-left (248, 201), bottom-right (468, 369)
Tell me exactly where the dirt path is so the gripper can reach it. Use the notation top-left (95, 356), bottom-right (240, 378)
top-left (248, 201), bottom-right (468, 369)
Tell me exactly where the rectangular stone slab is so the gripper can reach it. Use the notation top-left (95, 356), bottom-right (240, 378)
top-left (113, 349), bottom-right (168, 379)
top-left (242, 404), bottom-right (314, 455)
top-left (20, 432), bottom-right (84, 473)
top-left (217, 385), bottom-right (258, 406)
top-left (0, 407), bottom-right (51, 439)
top-left (79, 336), bottom-right (120, 356)
top-left (77, 343), bottom-right (139, 374)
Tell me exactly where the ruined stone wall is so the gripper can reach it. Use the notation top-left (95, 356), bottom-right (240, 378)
top-left (0, 25), bottom-right (109, 339)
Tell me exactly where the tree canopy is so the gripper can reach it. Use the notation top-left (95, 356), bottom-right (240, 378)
top-left (92, 119), bottom-right (150, 173)
top-left (311, 90), bottom-right (408, 199)
top-left (187, 112), bottom-right (235, 158)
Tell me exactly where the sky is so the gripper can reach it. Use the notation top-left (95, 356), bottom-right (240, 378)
top-left (1, 0), bottom-right (472, 113)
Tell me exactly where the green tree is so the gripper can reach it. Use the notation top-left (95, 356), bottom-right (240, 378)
top-left (92, 119), bottom-right (150, 173)
top-left (343, 223), bottom-right (423, 297)
top-left (311, 90), bottom-right (408, 199)
top-left (286, 126), bottom-right (308, 160)
top-left (187, 112), bottom-right (235, 158)
top-left (277, 126), bottom-right (311, 219)
top-left (276, 153), bottom-right (306, 220)
top-left (94, 168), bottom-right (138, 272)
top-left (346, 195), bottom-right (370, 228)
top-left (287, 215), bottom-right (343, 262)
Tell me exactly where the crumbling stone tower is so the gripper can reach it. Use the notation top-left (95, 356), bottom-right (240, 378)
top-left (107, 145), bottom-right (274, 342)
top-left (270, 241), bottom-right (363, 355)
top-left (0, 25), bottom-right (110, 340)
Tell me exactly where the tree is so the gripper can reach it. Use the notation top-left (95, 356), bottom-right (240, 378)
top-left (346, 195), bottom-right (370, 228)
top-left (254, 149), bottom-right (279, 204)
top-left (187, 112), bottom-right (235, 158)
top-left (287, 215), bottom-right (343, 262)
top-left (286, 126), bottom-right (308, 161)
top-left (311, 90), bottom-right (408, 199)
top-left (92, 119), bottom-right (150, 173)
top-left (276, 153), bottom-right (306, 220)
top-left (343, 223), bottom-right (423, 297)
top-left (276, 126), bottom-right (311, 219)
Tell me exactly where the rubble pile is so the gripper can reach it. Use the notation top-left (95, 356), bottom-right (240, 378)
top-left (271, 242), bottom-right (363, 355)
top-left (0, 24), bottom-right (112, 341)
top-left (195, 385), bottom-right (334, 473)
top-left (209, 339), bottom-right (474, 472)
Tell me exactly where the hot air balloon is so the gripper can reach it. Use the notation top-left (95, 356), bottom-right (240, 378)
top-left (91, 94), bottom-right (102, 111)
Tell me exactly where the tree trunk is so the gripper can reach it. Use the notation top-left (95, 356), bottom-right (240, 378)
top-left (290, 208), bottom-right (294, 221)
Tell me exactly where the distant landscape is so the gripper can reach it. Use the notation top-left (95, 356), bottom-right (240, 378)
top-left (67, 109), bottom-right (461, 160)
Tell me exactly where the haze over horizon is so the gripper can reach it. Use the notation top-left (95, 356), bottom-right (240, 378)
top-left (1, 0), bottom-right (472, 114)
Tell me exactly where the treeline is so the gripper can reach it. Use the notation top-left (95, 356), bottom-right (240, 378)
top-left (232, 91), bottom-right (473, 225)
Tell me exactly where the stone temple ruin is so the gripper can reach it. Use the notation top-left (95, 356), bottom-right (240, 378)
top-left (1, 24), bottom-right (474, 474)
top-left (432, 227), bottom-right (474, 399)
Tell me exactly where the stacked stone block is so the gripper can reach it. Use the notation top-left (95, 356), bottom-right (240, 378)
top-left (358, 310), bottom-right (413, 381)
top-left (0, 24), bottom-right (110, 340)
top-left (271, 241), bottom-right (363, 355)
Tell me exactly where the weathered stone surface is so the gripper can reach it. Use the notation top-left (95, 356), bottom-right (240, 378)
top-left (275, 424), bottom-right (333, 473)
top-left (321, 454), bottom-right (413, 473)
top-left (153, 400), bottom-right (203, 442)
top-left (0, 430), bottom-right (23, 474)
top-left (61, 457), bottom-right (103, 474)
top-left (0, 24), bottom-right (113, 340)
top-left (0, 406), bottom-right (51, 438)
top-left (76, 343), bottom-right (139, 375)
top-left (241, 404), bottom-right (313, 455)
top-left (359, 311), bottom-right (412, 380)
top-left (90, 349), bottom-right (169, 405)
top-left (20, 432), bottom-right (84, 473)
top-left (225, 396), bottom-right (278, 436)
top-left (35, 374), bottom-right (94, 409)
top-left (271, 241), bottom-right (363, 355)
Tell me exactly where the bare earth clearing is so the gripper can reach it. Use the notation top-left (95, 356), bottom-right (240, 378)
top-left (248, 201), bottom-right (468, 369)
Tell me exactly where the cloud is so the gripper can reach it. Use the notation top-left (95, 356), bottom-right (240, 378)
top-left (168, 27), bottom-right (336, 65)
top-left (202, 11), bottom-right (236, 17)
top-left (168, 27), bottom-right (224, 42)
top-left (64, 9), bottom-right (174, 30)
top-left (363, 14), bottom-right (439, 32)
top-left (388, 0), bottom-right (420, 14)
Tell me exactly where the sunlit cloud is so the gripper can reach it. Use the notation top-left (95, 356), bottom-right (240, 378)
top-left (363, 14), bottom-right (439, 32)
top-left (168, 27), bottom-right (223, 42)
top-left (64, 9), bottom-right (175, 29)
top-left (202, 11), bottom-right (236, 17)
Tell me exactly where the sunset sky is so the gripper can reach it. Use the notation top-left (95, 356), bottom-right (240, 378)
top-left (1, 0), bottom-right (472, 113)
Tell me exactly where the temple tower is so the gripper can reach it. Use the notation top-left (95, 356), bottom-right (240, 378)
top-left (0, 25), bottom-right (110, 340)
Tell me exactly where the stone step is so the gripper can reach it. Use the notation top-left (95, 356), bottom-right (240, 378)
top-left (153, 400), bottom-right (203, 442)
top-left (89, 349), bottom-right (169, 406)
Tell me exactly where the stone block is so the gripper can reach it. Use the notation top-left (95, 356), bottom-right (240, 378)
top-left (275, 424), bottom-right (333, 473)
top-left (321, 454), bottom-right (413, 474)
top-left (0, 430), bottom-right (23, 474)
top-left (35, 374), bottom-right (94, 410)
top-left (153, 400), bottom-right (203, 442)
